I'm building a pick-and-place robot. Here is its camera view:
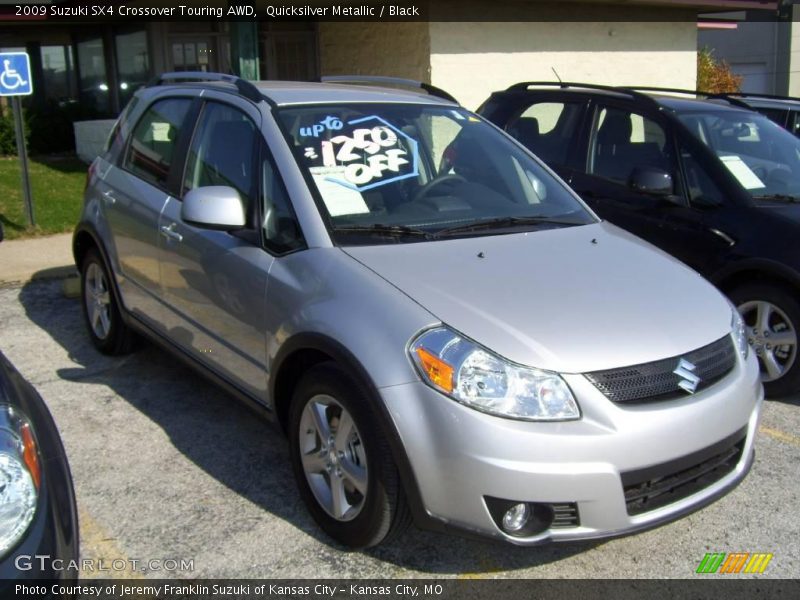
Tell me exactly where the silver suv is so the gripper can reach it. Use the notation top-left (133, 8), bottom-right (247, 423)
top-left (74, 73), bottom-right (763, 548)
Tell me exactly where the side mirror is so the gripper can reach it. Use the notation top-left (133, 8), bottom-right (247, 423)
top-left (629, 167), bottom-right (673, 197)
top-left (181, 186), bottom-right (246, 231)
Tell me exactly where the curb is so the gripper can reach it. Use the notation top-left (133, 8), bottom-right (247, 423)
top-left (0, 266), bottom-right (80, 299)
top-left (0, 266), bottom-right (78, 287)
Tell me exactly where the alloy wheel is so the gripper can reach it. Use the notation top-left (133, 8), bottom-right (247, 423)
top-left (298, 394), bottom-right (368, 522)
top-left (739, 300), bottom-right (798, 382)
top-left (84, 262), bottom-right (112, 340)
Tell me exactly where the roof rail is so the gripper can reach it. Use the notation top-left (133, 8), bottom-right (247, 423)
top-left (320, 75), bottom-right (458, 104)
top-left (505, 82), bottom-right (760, 111)
top-left (720, 91), bottom-right (800, 104)
top-left (622, 86), bottom-right (752, 109)
top-left (505, 81), bottom-right (661, 107)
top-left (146, 72), bottom-right (263, 104)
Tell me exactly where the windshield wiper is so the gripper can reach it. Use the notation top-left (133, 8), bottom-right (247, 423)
top-left (752, 193), bottom-right (800, 203)
top-left (334, 224), bottom-right (435, 239)
top-left (435, 216), bottom-right (582, 237)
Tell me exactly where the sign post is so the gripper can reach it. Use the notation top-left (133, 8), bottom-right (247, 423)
top-left (0, 52), bottom-right (35, 227)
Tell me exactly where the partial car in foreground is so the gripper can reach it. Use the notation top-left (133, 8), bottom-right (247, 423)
top-left (0, 351), bottom-right (78, 590)
top-left (74, 73), bottom-right (762, 548)
top-left (480, 82), bottom-right (800, 396)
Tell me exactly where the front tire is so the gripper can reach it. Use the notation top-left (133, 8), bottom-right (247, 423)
top-left (80, 248), bottom-right (137, 355)
top-left (730, 283), bottom-right (800, 397)
top-left (288, 362), bottom-right (410, 548)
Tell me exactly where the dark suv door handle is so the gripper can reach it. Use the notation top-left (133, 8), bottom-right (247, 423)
top-left (709, 228), bottom-right (736, 246)
top-left (102, 190), bottom-right (117, 205)
top-left (160, 223), bottom-right (183, 243)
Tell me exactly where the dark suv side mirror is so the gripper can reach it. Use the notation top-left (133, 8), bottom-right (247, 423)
top-left (629, 167), bottom-right (673, 197)
top-left (181, 186), bottom-right (246, 231)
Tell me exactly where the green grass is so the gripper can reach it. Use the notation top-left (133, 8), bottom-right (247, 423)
top-left (0, 155), bottom-right (86, 240)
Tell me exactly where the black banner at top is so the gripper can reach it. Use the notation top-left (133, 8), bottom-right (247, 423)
top-left (0, 0), bottom-right (790, 23)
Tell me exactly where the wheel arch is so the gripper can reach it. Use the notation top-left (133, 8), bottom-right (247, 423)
top-left (269, 332), bottom-right (434, 529)
top-left (72, 223), bottom-right (130, 324)
top-left (711, 259), bottom-right (800, 298)
top-left (72, 224), bottom-right (112, 274)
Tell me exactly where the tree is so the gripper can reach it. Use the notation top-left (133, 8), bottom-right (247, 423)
top-left (697, 47), bottom-right (743, 94)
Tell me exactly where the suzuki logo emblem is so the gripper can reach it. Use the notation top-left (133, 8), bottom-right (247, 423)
top-left (674, 358), bottom-right (701, 394)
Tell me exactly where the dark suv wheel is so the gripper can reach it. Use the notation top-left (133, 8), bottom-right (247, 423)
top-left (288, 362), bottom-right (410, 548)
top-left (731, 283), bottom-right (800, 397)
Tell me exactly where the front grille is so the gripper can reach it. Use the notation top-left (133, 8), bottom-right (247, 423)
top-left (550, 503), bottom-right (580, 528)
top-left (585, 335), bottom-right (736, 403)
top-left (621, 428), bottom-right (746, 516)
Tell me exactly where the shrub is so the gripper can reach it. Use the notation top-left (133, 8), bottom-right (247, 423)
top-left (697, 47), bottom-right (743, 94)
top-left (0, 105), bottom-right (30, 156)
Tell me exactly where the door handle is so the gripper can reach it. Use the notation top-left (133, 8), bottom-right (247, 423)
top-left (709, 228), bottom-right (736, 246)
top-left (102, 190), bottom-right (117, 204)
top-left (159, 223), bottom-right (183, 243)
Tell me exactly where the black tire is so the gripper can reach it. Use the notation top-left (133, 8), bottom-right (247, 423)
top-left (730, 282), bottom-right (800, 397)
top-left (80, 248), bottom-right (137, 355)
top-left (288, 362), bottom-right (410, 548)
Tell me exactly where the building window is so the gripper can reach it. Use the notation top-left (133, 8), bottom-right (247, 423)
top-left (76, 36), bottom-right (109, 115)
top-left (171, 41), bottom-right (211, 72)
top-left (115, 30), bottom-right (149, 107)
top-left (40, 45), bottom-right (77, 105)
top-left (259, 24), bottom-right (317, 81)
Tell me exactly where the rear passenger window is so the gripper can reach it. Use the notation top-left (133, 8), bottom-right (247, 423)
top-left (504, 101), bottom-right (583, 165)
top-left (588, 107), bottom-right (674, 189)
top-left (124, 98), bottom-right (191, 189)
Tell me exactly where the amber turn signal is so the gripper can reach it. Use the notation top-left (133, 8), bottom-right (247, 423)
top-left (414, 346), bottom-right (455, 393)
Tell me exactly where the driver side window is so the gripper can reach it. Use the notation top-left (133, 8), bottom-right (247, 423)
top-left (588, 106), bottom-right (675, 193)
top-left (260, 141), bottom-right (305, 254)
top-left (183, 101), bottom-right (258, 225)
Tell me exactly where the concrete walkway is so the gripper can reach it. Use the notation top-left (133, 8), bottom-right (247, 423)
top-left (0, 232), bottom-right (76, 285)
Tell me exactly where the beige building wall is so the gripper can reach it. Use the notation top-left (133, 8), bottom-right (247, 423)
top-left (318, 22), bottom-right (431, 82)
top-left (430, 20), bottom-right (698, 109)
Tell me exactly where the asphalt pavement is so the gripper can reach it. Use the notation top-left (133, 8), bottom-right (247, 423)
top-left (0, 274), bottom-right (797, 579)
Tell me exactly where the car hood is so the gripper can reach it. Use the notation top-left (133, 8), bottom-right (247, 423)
top-left (343, 222), bottom-right (732, 374)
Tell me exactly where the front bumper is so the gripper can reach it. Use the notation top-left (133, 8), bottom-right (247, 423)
top-left (381, 349), bottom-right (763, 545)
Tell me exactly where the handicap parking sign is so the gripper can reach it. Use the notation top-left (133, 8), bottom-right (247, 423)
top-left (0, 52), bottom-right (33, 96)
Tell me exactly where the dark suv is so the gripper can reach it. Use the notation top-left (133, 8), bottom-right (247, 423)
top-left (479, 82), bottom-right (800, 396)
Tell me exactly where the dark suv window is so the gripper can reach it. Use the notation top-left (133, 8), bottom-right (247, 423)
top-left (124, 98), bottom-right (191, 189)
top-left (505, 101), bottom-right (583, 165)
top-left (588, 106), bottom-right (674, 191)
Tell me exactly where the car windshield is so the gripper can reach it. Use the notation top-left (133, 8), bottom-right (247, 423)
top-left (677, 108), bottom-right (800, 201)
top-left (277, 103), bottom-right (595, 244)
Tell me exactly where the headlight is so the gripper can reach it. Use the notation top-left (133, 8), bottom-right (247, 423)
top-left (730, 303), bottom-right (749, 360)
top-left (0, 405), bottom-right (40, 556)
top-left (410, 327), bottom-right (580, 421)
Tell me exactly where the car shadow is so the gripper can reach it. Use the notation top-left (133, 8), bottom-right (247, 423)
top-left (18, 276), bottom-right (598, 575)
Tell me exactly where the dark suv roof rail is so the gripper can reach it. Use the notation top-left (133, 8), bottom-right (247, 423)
top-left (719, 91), bottom-right (800, 104)
top-left (320, 75), bottom-right (458, 104)
top-left (505, 81), bottom-right (661, 106)
top-left (146, 71), bottom-right (264, 104)
top-left (623, 86), bottom-right (752, 109)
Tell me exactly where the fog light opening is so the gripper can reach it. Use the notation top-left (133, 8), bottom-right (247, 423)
top-left (502, 503), bottom-right (530, 533)
top-left (484, 496), bottom-right (560, 538)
